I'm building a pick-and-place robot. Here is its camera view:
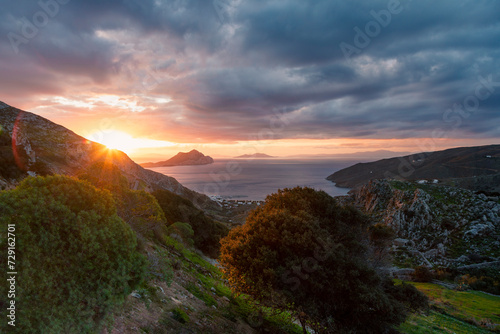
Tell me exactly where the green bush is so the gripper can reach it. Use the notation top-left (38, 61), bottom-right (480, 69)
top-left (153, 189), bottom-right (228, 258)
top-left (457, 274), bottom-right (500, 295)
top-left (171, 307), bottom-right (189, 324)
top-left (0, 129), bottom-right (26, 179)
top-left (0, 175), bottom-right (147, 333)
top-left (78, 162), bottom-right (168, 244)
top-left (413, 266), bottom-right (434, 282)
top-left (167, 222), bottom-right (195, 247)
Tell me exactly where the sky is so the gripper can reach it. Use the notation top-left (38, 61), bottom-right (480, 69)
top-left (1, 0), bottom-right (499, 160)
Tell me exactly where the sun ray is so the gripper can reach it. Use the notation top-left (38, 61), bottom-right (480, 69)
top-left (86, 130), bottom-right (174, 154)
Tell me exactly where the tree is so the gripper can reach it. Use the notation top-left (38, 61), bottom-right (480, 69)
top-left (369, 223), bottom-right (396, 267)
top-left (220, 187), bottom-right (427, 333)
top-left (0, 175), bottom-right (147, 333)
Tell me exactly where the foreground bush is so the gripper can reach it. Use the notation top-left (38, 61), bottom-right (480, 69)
top-left (78, 162), bottom-right (168, 244)
top-left (220, 187), bottom-right (427, 333)
top-left (0, 175), bottom-right (147, 333)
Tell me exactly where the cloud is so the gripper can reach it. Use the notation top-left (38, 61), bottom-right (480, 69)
top-left (0, 0), bottom-right (499, 144)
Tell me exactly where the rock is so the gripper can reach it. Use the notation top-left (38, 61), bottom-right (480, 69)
top-left (347, 179), bottom-right (500, 267)
top-left (393, 238), bottom-right (410, 247)
top-left (424, 249), bottom-right (438, 258)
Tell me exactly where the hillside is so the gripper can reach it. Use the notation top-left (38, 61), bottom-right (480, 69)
top-left (342, 179), bottom-right (500, 268)
top-left (327, 145), bottom-right (500, 192)
top-left (0, 101), bottom-right (215, 209)
top-left (141, 150), bottom-right (214, 168)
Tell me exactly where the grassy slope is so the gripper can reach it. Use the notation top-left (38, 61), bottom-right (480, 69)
top-left (400, 282), bottom-right (500, 333)
top-left (104, 236), bottom-right (302, 334)
top-left (108, 236), bottom-right (498, 333)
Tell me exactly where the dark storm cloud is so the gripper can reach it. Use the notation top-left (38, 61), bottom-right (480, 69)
top-left (0, 0), bottom-right (499, 141)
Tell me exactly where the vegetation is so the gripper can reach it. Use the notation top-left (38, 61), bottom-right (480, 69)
top-left (220, 187), bottom-right (428, 333)
top-left (153, 189), bottom-right (229, 258)
top-left (79, 162), bottom-right (169, 245)
top-left (0, 175), bottom-right (147, 333)
top-left (369, 222), bottom-right (396, 266)
top-left (400, 281), bottom-right (500, 332)
top-left (412, 265), bottom-right (434, 282)
top-left (0, 128), bottom-right (26, 181)
top-left (0, 162), bottom-right (493, 333)
top-left (171, 307), bottom-right (190, 324)
top-left (457, 274), bottom-right (500, 295)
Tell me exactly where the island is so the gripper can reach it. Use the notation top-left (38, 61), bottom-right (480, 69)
top-left (235, 153), bottom-right (276, 159)
top-left (141, 149), bottom-right (214, 167)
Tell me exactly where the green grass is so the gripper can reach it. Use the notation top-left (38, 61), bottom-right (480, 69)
top-left (401, 310), bottom-right (492, 334)
top-left (171, 307), bottom-right (190, 324)
top-left (185, 281), bottom-right (218, 307)
top-left (399, 282), bottom-right (500, 333)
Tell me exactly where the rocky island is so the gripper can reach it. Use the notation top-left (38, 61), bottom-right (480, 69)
top-left (141, 149), bottom-right (214, 167)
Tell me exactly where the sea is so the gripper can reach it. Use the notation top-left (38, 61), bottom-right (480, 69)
top-left (150, 159), bottom-right (356, 201)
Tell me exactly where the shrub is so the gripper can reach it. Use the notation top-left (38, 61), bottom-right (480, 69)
top-left (412, 266), bottom-right (434, 282)
top-left (78, 162), bottom-right (168, 244)
top-left (167, 222), bottom-right (195, 247)
top-left (457, 274), bottom-right (500, 295)
top-left (153, 189), bottom-right (228, 258)
top-left (0, 175), bottom-right (147, 333)
top-left (171, 307), bottom-right (189, 324)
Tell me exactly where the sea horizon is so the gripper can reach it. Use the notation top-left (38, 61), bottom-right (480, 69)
top-left (150, 158), bottom-right (355, 201)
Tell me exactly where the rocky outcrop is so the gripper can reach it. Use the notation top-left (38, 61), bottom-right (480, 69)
top-left (347, 179), bottom-right (500, 267)
top-left (141, 150), bottom-right (214, 168)
top-left (0, 102), bottom-right (216, 210)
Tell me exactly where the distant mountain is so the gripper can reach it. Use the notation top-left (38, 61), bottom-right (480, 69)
top-left (0, 101), bottom-right (215, 209)
top-left (141, 150), bottom-right (214, 168)
top-left (235, 153), bottom-right (276, 158)
top-left (285, 150), bottom-right (412, 160)
top-left (327, 144), bottom-right (500, 192)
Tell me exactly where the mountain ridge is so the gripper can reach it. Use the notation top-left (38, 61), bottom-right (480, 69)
top-left (327, 144), bottom-right (500, 192)
top-left (235, 153), bottom-right (276, 158)
top-left (0, 101), bottom-right (215, 209)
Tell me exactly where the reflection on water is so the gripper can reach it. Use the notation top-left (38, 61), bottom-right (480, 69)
top-left (150, 159), bottom-right (354, 201)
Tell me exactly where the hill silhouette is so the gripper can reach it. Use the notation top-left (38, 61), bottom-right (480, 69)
top-left (327, 144), bottom-right (500, 192)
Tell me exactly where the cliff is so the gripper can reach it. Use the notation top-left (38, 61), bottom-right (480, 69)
top-left (344, 179), bottom-right (500, 267)
top-left (0, 102), bottom-right (215, 209)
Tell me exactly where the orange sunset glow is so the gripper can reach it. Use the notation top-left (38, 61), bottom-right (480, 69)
top-left (86, 130), bottom-right (174, 155)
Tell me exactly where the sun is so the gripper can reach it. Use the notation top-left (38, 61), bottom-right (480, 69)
top-left (87, 130), bottom-right (174, 154)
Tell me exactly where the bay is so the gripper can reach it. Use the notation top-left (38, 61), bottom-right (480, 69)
top-left (150, 159), bottom-right (354, 201)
